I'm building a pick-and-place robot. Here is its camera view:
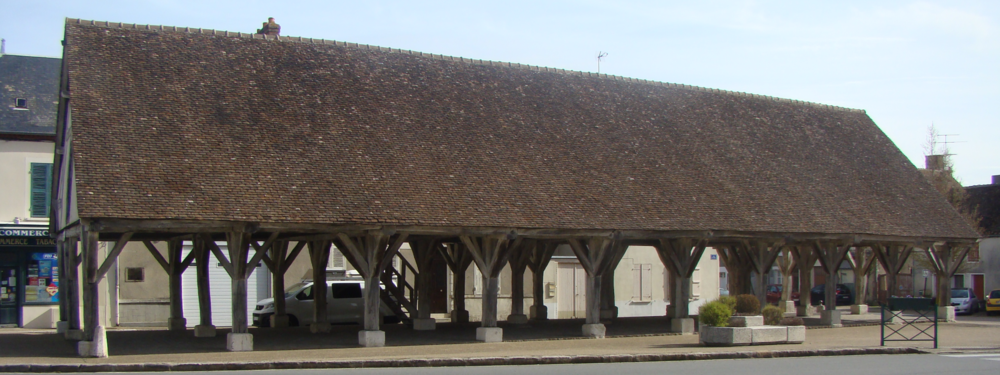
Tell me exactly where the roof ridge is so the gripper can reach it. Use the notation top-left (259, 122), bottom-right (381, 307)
top-left (66, 18), bottom-right (866, 114)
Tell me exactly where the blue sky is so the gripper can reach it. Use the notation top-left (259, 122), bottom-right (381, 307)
top-left (4, 1), bottom-right (997, 185)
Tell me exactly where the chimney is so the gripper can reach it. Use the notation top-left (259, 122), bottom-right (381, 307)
top-left (1, 39), bottom-right (5, 55)
top-left (993, 175), bottom-right (1000, 185)
top-left (924, 155), bottom-right (945, 171)
top-left (256, 17), bottom-right (281, 36)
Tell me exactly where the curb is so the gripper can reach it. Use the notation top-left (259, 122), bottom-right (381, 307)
top-left (0, 347), bottom-right (925, 373)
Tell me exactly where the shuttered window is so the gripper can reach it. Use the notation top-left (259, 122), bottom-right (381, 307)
top-left (632, 263), bottom-right (652, 302)
top-left (30, 163), bottom-right (53, 218)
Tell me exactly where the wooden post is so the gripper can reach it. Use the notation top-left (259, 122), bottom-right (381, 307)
top-left (439, 242), bottom-right (474, 323)
top-left (410, 238), bottom-right (441, 330)
top-left (506, 240), bottom-right (533, 324)
top-left (653, 238), bottom-right (707, 334)
top-left (193, 235), bottom-right (215, 337)
top-left (791, 245), bottom-right (820, 316)
top-left (925, 242), bottom-right (973, 321)
top-left (814, 241), bottom-right (850, 311)
top-left (65, 238), bottom-right (82, 339)
top-left (527, 242), bottom-right (556, 321)
top-left (461, 234), bottom-right (519, 342)
top-left (716, 244), bottom-right (754, 295)
top-left (336, 230), bottom-right (408, 347)
top-left (225, 230), bottom-right (253, 351)
top-left (56, 238), bottom-right (68, 331)
top-left (845, 246), bottom-right (877, 311)
top-left (268, 241), bottom-right (299, 328)
top-left (78, 225), bottom-right (107, 357)
top-left (567, 236), bottom-right (621, 338)
top-left (873, 244), bottom-right (915, 302)
top-left (167, 240), bottom-right (186, 331)
top-left (599, 242), bottom-right (626, 320)
top-left (308, 240), bottom-right (332, 333)
top-left (741, 240), bottom-right (785, 308)
top-left (776, 247), bottom-right (796, 313)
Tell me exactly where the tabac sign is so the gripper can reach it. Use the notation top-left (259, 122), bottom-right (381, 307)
top-left (0, 227), bottom-right (55, 247)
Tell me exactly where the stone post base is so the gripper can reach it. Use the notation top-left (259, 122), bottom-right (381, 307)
top-left (194, 324), bottom-right (216, 337)
top-left (413, 318), bottom-right (437, 330)
top-left (451, 309), bottom-right (470, 323)
top-left (937, 306), bottom-right (955, 322)
top-left (506, 314), bottom-right (528, 325)
top-left (670, 317), bottom-right (695, 334)
top-left (600, 307), bottom-right (618, 320)
top-left (226, 333), bottom-right (253, 351)
top-left (582, 323), bottom-right (606, 338)
top-left (529, 305), bottom-right (548, 320)
top-left (359, 330), bottom-right (385, 347)
top-left (850, 304), bottom-right (868, 315)
top-left (310, 322), bottom-right (332, 333)
top-left (881, 312), bottom-right (902, 325)
top-left (796, 305), bottom-right (815, 317)
top-left (65, 329), bottom-right (84, 341)
top-left (820, 310), bottom-right (842, 327)
top-left (167, 317), bottom-right (187, 331)
top-left (271, 314), bottom-right (289, 328)
top-left (780, 301), bottom-right (796, 314)
top-left (476, 327), bottom-right (503, 342)
top-left (77, 326), bottom-right (108, 358)
top-left (56, 321), bottom-right (69, 334)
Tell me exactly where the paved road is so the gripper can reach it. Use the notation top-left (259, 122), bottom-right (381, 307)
top-left (32, 353), bottom-right (996, 375)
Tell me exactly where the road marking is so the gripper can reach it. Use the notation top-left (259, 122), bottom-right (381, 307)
top-left (941, 354), bottom-right (1000, 358)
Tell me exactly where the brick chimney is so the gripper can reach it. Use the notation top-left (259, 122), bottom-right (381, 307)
top-left (924, 155), bottom-right (946, 171)
top-left (993, 175), bottom-right (1000, 185)
top-left (257, 17), bottom-right (280, 36)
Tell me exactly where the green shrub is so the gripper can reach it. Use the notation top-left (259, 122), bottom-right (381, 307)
top-left (717, 295), bottom-right (737, 311)
top-left (762, 305), bottom-right (783, 325)
top-left (735, 294), bottom-right (761, 314)
top-left (698, 300), bottom-right (733, 327)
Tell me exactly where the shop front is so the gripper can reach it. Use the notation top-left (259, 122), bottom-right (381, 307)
top-left (0, 225), bottom-right (58, 328)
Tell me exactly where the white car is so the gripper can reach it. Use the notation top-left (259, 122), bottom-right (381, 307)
top-left (252, 278), bottom-right (399, 327)
top-left (950, 288), bottom-right (980, 315)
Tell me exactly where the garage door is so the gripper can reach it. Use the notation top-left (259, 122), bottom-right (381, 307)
top-left (181, 243), bottom-right (269, 328)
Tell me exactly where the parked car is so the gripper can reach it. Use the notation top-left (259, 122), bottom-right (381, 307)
top-left (951, 288), bottom-right (980, 315)
top-left (987, 290), bottom-right (1000, 316)
top-left (765, 284), bottom-right (799, 305)
top-left (252, 278), bottom-right (398, 327)
top-left (810, 284), bottom-right (853, 306)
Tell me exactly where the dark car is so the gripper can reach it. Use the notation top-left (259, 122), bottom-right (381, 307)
top-left (810, 284), bottom-right (853, 306)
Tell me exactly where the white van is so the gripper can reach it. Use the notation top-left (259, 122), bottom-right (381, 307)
top-left (252, 278), bottom-right (399, 327)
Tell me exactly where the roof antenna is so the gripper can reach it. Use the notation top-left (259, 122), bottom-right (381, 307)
top-left (596, 51), bottom-right (608, 73)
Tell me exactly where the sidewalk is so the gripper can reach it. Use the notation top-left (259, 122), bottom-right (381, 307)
top-left (1, 314), bottom-right (998, 372)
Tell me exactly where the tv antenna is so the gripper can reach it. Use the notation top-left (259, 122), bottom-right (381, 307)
top-left (935, 133), bottom-right (965, 156)
top-left (596, 51), bottom-right (608, 73)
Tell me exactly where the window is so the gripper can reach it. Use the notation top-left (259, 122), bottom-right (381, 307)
top-left (14, 98), bottom-right (28, 109)
top-left (25, 252), bottom-right (58, 304)
top-left (29, 163), bottom-right (52, 218)
top-left (632, 263), bottom-right (652, 302)
top-left (331, 283), bottom-right (362, 299)
top-left (125, 267), bottom-right (144, 282)
top-left (966, 248), bottom-right (980, 263)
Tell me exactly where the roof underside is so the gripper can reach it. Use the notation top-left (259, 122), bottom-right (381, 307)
top-left (62, 21), bottom-right (979, 239)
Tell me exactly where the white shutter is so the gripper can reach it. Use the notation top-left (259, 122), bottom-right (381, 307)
top-left (632, 264), bottom-right (642, 301)
top-left (641, 264), bottom-right (652, 302)
top-left (181, 242), bottom-right (260, 328)
top-left (691, 267), bottom-right (702, 298)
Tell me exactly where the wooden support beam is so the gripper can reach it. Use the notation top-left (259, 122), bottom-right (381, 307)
top-left (873, 243), bottom-right (914, 301)
top-left (226, 230), bottom-right (253, 336)
top-left (925, 242), bottom-right (974, 306)
top-left (66, 238), bottom-right (81, 332)
top-left (567, 236), bottom-right (619, 325)
top-left (410, 238), bottom-right (442, 320)
top-left (193, 235), bottom-right (214, 330)
top-left (438, 242), bottom-right (475, 322)
top-left (308, 240), bottom-right (332, 332)
top-left (742, 239), bottom-right (786, 308)
top-left (334, 230), bottom-right (409, 332)
top-left (142, 240), bottom-right (170, 273)
top-left (247, 232), bottom-right (280, 274)
top-left (95, 232), bottom-right (133, 282)
top-left (280, 241), bottom-right (306, 274)
top-left (716, 244), bottom-right (754, 296)
top-left (814, 241), bottom-right (852, 311)
top-left (81, 225), bottom-right (100, 342)
top-left (845, 246), bottom-right (877, 305)
top-left (654, 238), bottom-right (708, 318)
top-left (461, 234), bottom-right (521, 327)
top-left (206, 240), bottom-right (234, 277)
top-left (527, 242), bottom-right (557, 321)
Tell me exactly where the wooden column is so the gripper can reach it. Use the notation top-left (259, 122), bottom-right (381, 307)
top-left (775, 247), bottom-right (796, 312)
top-left (166, 239), bottom-right (185, 331)
top-left (78, 229), bottom-right (131, 357)
top-left (791, 245), bottom-right (820, 316)
top-left (742, 240), bottom-right (785, 308)
top-left (527, 243), bottom-right (556, 321)
top-left (438, 242), bottom-right (474, 323)
top-left (845, 246), bottom-right (877, 309)
top-left (193, 235), bottom-right (215, 337)
top-left (410, 238), bottom-right (441, 329)
top-left (599, 241), bottom-right (627, 320)
top-left (336, 230), bottom-right (408, 347)
top-left (814, 241), bottom-right (851, 312)
top-left (925, 243), bottom-right (974, 307)
top-left (461, 235), bottom-right (520, 329)
top-left (568, 236), bottom-right (621, 338)
top-left (267, 241), bottom-right (303, 328)
top-left (308, 240), bottom-right (332, 333)
top-left (654, 238), bottom-right (708, 321)
top-left (716, 244), bottom-right (754, 295)
top-left (506, 240), bottom-right (533, 324)
top-left (56, 238), bottom-right (69, 331)
top-left (220, 228), bottom-right (276, 351)
top-left (873, 244), bottom-right (914, 302)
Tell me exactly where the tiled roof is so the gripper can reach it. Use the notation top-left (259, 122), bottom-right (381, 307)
top-left (61, 19), bottom-right (980, 239)
top-left (0, 54), bottom-right (60, 134)
top-left (965, 184), bottom-right (1000, 237)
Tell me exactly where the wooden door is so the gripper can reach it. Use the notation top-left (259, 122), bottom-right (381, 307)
top-left (557, 263), bottom-right (586, 319)
top-left (973, 274), bottom-right (985, 301)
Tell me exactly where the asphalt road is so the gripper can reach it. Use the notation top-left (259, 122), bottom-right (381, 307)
top-left (36, 353), bottom-right (997, 375)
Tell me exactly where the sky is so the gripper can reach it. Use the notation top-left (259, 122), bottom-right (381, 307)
top-left (3, 0), bottom-right (998, 185)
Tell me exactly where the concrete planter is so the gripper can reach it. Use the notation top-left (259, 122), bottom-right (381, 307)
top-left (699, 315), bottom-right (805, 346)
